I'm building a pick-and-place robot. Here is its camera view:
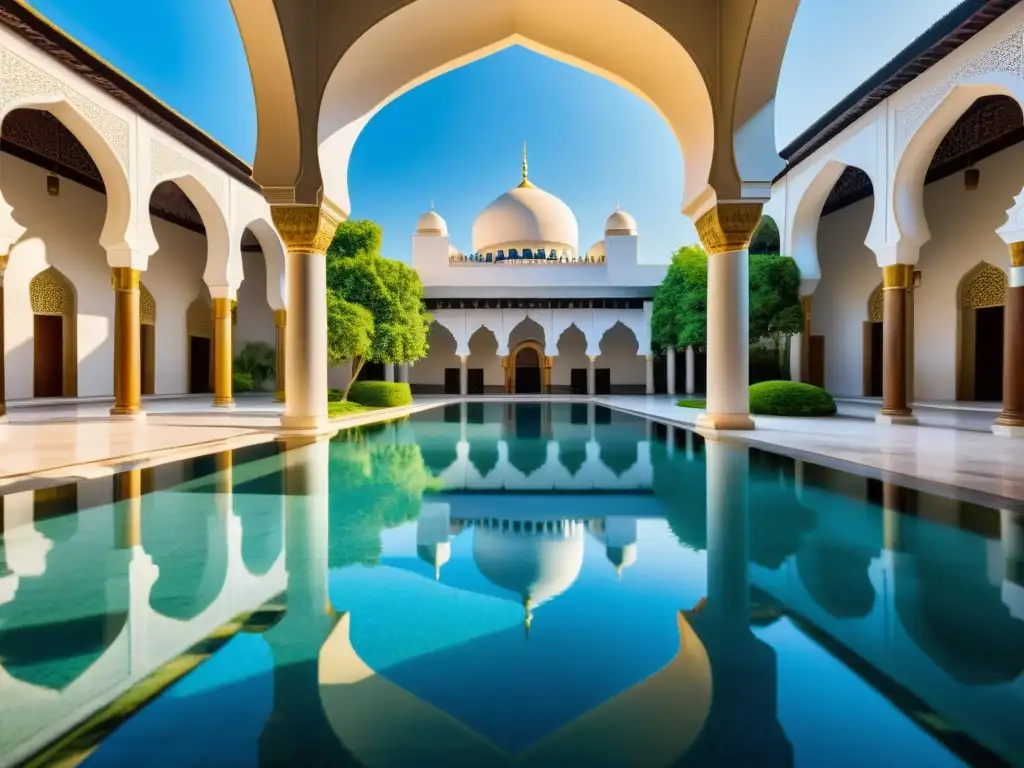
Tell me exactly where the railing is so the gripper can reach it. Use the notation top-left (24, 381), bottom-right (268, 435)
top-left (449, 252), bottom-right (606, 265)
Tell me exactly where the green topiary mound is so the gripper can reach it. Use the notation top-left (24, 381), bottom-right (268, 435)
top-left (749, 380), bottom-right (836, 417)
top-left (347, 381), bottom-right (413, 408)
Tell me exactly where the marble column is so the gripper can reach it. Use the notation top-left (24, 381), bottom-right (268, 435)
top-left (111, 267), bottom-right (144, 418)
top-left (685, 345), bottom-right (695, 395)
top-left (384, 363), bottom-right (395, 383)
top-left (995, 242), bottom-right (1024, 435)
top-left (0, 255), bottom-right (7, 422)
top-left (800, 295), bottom-right (812, 383)
top-left (459, 356), bottom-right (468, 396)
top-left (114, 468), bottom-right (143, 549)
top-left (877, 264), bottom-right (916, 424)
top-left (587, 356), bottom-right (596, 396)
top-left (666, 345), bottom-right (676, 397)
top-left (271, 206), bottom-right (338, 430)
top-left (274, 309), bottom-right (286, 403)
top-left (398, 363), bottom-right (410, 384)
top-left (645, 356), bottom-right (655, 395)
top-left (703, 438), bottom-right (750, 635)
top-left (695, 203), bottom-right (762, 430)
top-left (212, 297), bottom-right (234, 408)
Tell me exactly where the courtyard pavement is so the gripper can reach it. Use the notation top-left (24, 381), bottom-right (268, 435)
top-left (2, 392), bottom-right (1023, 507)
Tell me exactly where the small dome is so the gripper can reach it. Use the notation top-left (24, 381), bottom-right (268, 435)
top-left (448, 243), bottom-right (460, 258)
top-left (607, 543), bottom-right (638, 581)
top-left (416, 207), bottom-right (448, 236)
top-left (586, 240), bottom-right (606, 260)
top-left (605, 206), bottom-right (637, 236)
top-left (417, 542), bottom-right (451, 581)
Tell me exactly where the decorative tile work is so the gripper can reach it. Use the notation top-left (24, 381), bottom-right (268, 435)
top-left (0, 46), bottom-right (128, 168)
top-left (867, 284), bottom-right (884, 323)
top-left (140, 283), bottom-right (155, 325)
top-left (29, 266), bottom-right (71, 315)
top-left (186, 297), bottom-right (211, 338)
top-left (961, 262), bottom-right (1007, 309)
top-left (895, 24), bottom-right (1024, 150)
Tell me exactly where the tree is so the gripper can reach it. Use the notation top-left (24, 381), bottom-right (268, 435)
top-left (327, 293), bottom-right (373, 399)
top-left (749, 253), bottom-right (803, 374)
top-left (652, 244), bottom-right (710, 353)
top-left (327, 218), bottom-right (383, 260)
top-left (234, 341), bottom-right (276, 389)
top-left (749, 215), bottom-right (781, 254)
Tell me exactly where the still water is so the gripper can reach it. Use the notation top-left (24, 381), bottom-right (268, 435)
top-left (0, 402), bottom-right (1022, 767)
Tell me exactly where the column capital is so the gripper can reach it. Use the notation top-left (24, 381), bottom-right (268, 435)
top-left (271, 205), bottom-right (341, 254)
top-left (694, 202), bottom-right (763, 255)
top-left (1010, 242), bottom-right (1024, 268)
top-left (274, 308), bottom-right (287, 328)
top-left (882, 264), bottom-right (916, 290)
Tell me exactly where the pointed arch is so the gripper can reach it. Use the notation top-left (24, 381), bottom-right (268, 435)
top-left (28, 267), bottom-right (76, 397)
top-left (862, 284), bottom-right (883, 398)
top-left (140, 283), bottom-right (157, 395)
top-left (957, 261), bottom-right (1007, 402)
top-left (242, 218), bottom-right (287, 311)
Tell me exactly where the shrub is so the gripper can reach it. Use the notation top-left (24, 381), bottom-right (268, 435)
top-left (234, 341), bottom-right (277, 389)
top-left (233, 371), bottom-right (255, 393)
top-left (347, 381), bottom-right (412, 408)
top-left (749, 381), bottom-right (836, 417)
top-left (328, 388), bottom-right (344, 402)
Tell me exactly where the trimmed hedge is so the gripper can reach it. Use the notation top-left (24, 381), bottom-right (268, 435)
top-left (676, 381), bottom-right (835, 417)
top-left (749, 381), bottom-right (835, 417)
top-left (233, 371), bottom-right (255, 393)
top-left (328, 388), bottom-right (344, 402)
top-left (347, 381), bottom-right (413, 408)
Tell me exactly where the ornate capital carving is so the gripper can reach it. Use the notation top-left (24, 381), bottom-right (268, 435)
top-left (694, 203), bottom-right (763, 255)
top-left (882, 264), bottom-right (915, 290)
top-left (271, 205), bottom-right (340, 254)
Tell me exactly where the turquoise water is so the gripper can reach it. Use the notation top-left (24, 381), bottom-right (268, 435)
top-left (1, 402), bottom-right (1022, 767)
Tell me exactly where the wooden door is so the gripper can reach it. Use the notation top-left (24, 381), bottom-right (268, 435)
top-left (443, 367), bottom-right (460, 394)
top-left (467, 368), bottom-right (484, 395)
top-left (34, 314), bottom-right (64, 397)
top-left (141, 324), bottom-right (156, 395)
top-left (809, 335), bottom-right (825, 388)
top-left (595, 368), bottom-right (611, 395)
top-left (189, 336), bottom-right (212, 394)
top-left (570, 368), bottom-right (587, 394)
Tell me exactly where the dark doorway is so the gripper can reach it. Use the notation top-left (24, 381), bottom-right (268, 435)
top-left (141, 324), bottom-right (156, 395)
top-left (595, 368), bottom-right (611, 395)
top-left (867, 322), bottom-right (883, 397)
top-left (809, 335), bottom-right (825, 389)
top-left (570, 368), bottom-right (587, 394)
top-left (33, 314), bottom-right (64, 398)
top-left (653, 355), bottom-right (667, 394)
top-left (974, 306), bottom-right (1004, 402)
top-left (359, 361), bottom-right (384, 381)
top-left (693, 351), bottom-right (708, 394)
top-left (467, 368), bottom-right (484, 395)
top-left (515, 347), bottom-right (542, 394)
top-left (443, 368), bottom-right (460, 394)
top-left (188, 336), bottom-right (212, 394)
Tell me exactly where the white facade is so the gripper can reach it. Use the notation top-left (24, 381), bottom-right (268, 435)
top-left (0, 23), bottom-right (285, 401)
top-left (764, 4), bottom-right (1024, 410)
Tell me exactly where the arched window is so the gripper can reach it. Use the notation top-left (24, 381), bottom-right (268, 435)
top-left (509, 248), bottom-right (519, 260)
top-left (549, 249), bottom-right (557, 260)
top-left (496, 250), bottom-right (505, 261)
top-left (486, 252), bottom-right (493, 262)
top-left (523, 248), bottom-right (534, 260)
top-left (29, 267), bottom-right (77, 397)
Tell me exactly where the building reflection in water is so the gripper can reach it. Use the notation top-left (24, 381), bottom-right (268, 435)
top-left (0, 403), bottom-right (1023, 765)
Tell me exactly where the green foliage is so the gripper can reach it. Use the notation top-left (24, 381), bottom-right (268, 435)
top-left (327, 219), bottom-right (383, 260)
top-left (750, 346), bottom-right (786, 384)
top-left (326, 219), bottom-right (431, 399)
top-left (749, 254), bottom-right (802, 342)
top-left (749, 215), bottom-right (781, 254)
top-left (348, 381), bottom-right (413, 408)
top-left (233, 341), bottom-right (276, 389)
top-left (675, 381), bottom-right (835, 417)
top-left (750, 381), bottom-right (836, 416)
top-left (327, 293), bottom-right (373, 368)
top-left (651, 244), bottom-right (708, 351)
top-left (232, 371), bottom-right (254, 393)
top-left (327, 400), bottom-right (371, 418)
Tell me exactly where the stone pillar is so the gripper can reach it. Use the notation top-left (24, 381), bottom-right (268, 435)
top-left (645, 356), bottom-right (655, 395)
top-left (212, 297), bottom-right (234, 408)
top-left (398, 363), bottom-right (410, 384)
top-left (274, 309), bottom-right (286, 403)
top-left (995, 242), bottom-right (1024, 435)
top-left (704, 438), bottom-right (750, 635)
top-left (587, 356), bottom-right (596, 396)
top-left (271, 206), bottom-right (338, 430)
top-left (459, 356), bottom-right (468, 396)
top-left (877, 264), bottom-right (916, 424)
top-left (0, 255), bottom-right (7, 422)
top-left (384, 363), bottom-right (395, 383)
top-left (695, 203), bottom-right (762, 430)
top-left (666, 345), bottom-right (676, 396)
top-left (685, 345), bottom-right (695, 395)
top-left (111, 267), bottom-right (144, 418)
top-left (800, 295), bottom-right (812, 383)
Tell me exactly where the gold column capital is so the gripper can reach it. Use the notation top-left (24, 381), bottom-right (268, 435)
top-left (270, 205), bottom-right (340, 254)
top-left (694, 202), bottom-right (763, 255)
top-left (213, 296), bottom-right (232, 318)
top-left (1010, 241), bottom-right (1024, 268)
top-left (882, 263), bottom-right (915, 289)
top-left (274, 308), bottom-right (287, 328)
top-left (0, 253), bottom-right (8, 271)
top-left (111, 266), bottom-right (140, 290)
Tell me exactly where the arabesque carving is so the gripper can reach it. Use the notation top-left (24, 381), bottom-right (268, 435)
top-left (961, 262), bottom-right (1007, 309)
top-left (867, 285), bottom-right (884, 323)
top-left (271, 205), bottom-right (340, 254)
top-left (695, 203), bottom-right (763, 255)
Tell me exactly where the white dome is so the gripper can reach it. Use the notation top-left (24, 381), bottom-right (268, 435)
top-left (416, 208), bottom-right (448, 236)
top-left (448, 243), bottom-right (460, 258)
top-left (472, 520), bottom-right (584, 609)
top-left (607, 543), bottom-right (638, 580)
top-left (586, 240), bottom-right (606, 260)
top-left (417, 542), bottom-right (451, 581)
top-left (605, 207), bottom-right (637, 236)
top-left (472, 184), bottom-right (578, 255)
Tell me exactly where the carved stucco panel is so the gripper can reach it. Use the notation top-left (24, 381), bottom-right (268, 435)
top-left (895, 24), bottom-right (1024, 150)
top-left (0, 46), bottom-right (129, 168)
top-left (150, 138), bottom-right (222, 198)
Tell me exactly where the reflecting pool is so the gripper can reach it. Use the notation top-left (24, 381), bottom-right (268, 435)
top-left (1, 402), bottom-right (1023, 766)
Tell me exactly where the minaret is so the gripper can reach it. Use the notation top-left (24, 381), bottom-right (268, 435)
top-left (523, 595), bottom-right (533, 637)
top-left (518, 141), bottom-right (533, 189)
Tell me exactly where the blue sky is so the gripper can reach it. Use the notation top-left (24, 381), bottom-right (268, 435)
top-left (27, 0), bottom-right (961, 263)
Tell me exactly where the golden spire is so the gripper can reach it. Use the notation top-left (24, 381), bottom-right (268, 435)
top-left (518, 141), bottom-right (534, 188)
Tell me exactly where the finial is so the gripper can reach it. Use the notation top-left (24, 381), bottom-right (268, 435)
top-left (617, 564), bottom-right (623, 582)
top-left (518, 141), bottom-right (533, 188)
top-left (430, 199), bottom-right (435, 211)
top-left (435, 563), bottom-right (440, 581)
top-left (523, 596), bottom-right (533, 638)
top-left (616, 199), bottom-right (621, 210)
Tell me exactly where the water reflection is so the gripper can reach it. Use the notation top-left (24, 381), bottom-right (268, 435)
top-left (0, 404), bottom-right (1021, 765)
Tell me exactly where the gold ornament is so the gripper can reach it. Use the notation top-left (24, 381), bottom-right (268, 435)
top-left (694, 203), bottom-right (763, 255)
top-left (271, 205), bottom-right (341, 254)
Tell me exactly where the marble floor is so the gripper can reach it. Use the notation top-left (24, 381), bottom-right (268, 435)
top-left (599, 395), bottom-right (1024, 508)
top-left (834, 396), bottom-right (1001, 432)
